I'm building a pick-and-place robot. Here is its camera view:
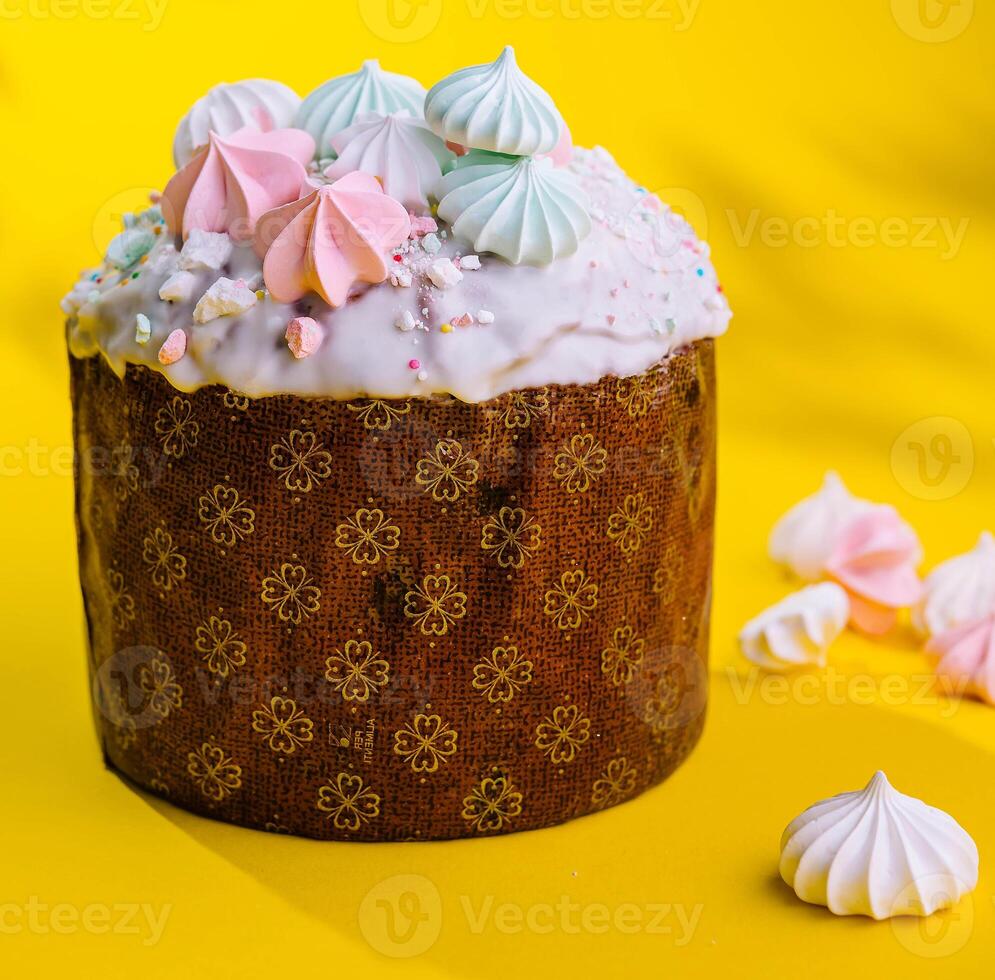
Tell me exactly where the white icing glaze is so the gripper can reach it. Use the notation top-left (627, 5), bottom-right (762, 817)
top-left (739, 583), bottom-right (850, 671)
top-left (66, 147), bottom-right (731, 402)
top-left (914, 531), bottom-right (995, 637)
top-left (172, 79), bottom-right (300, 168)
top-left (780, 772), bottom-right (979, 919)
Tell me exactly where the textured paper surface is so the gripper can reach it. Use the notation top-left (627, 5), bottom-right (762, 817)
top-left (71, 341), bottom-right (715, 840)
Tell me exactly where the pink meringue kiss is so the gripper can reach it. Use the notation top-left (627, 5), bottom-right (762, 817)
top-left (162, 127), bottom-right (315, 242)
top-left (254, 172), bottom-right (410, 308)
top-left (825, 506), bottom-right (923, 635)
top-left (927, 615), bottom-right (995, 705)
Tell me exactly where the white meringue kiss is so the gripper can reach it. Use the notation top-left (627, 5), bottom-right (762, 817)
top-left (914, 531), bottom-right (995, 637)
top-left (769, 471), bottom-right (873, 580)
top-left (739, 583), bottom-right (850, 671)
top-left (780, 772), bottom-right (978, 919)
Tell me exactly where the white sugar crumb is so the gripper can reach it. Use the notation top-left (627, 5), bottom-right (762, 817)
top-left (178, 229), bottom-right (233, 271)
top-left (193, 277), bottom-right (257, 324)
top-left (460, 254), bottom-right (481, 270)
top-left (158, 270), bottom-right (198, 303)
top-left (422, 233), bottom-right (442, 255)
top-left (390, 269), bottom-right (413, 287)
top-left (395, 310), bottom-right (420, 332)
top-left (427, 259), bottom-right (463, 290)
top-left (417, 370), bottom-right (428, 381)
top-left (135, 313), bottom-right (151, 345)
top-left (477, 309), bottom-right (495, 324)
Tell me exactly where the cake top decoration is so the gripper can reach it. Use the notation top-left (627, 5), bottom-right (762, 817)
top-left (296, 60), bottom-right (427, 160)
top-left (254, 172), bottom-right (411, 307)
top-left (436, 152), bottom-right (590, 265)
top-left (172, 79), bottom-right (301, 168)
top-left (425, 46), bottom-right (564, 157)
top-left (162, 127), bottom-right (314, 242)
top-left (326, 112), bottom-right (455, 210)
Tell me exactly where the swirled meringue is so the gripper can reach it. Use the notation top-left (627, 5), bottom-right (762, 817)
top-left (436, 152), bottom-right (590, 265)
top-left (769, 472), bottom-right (873, 581)
top-left (739, 583), bottom-right (850, 671)
top-left (296, 60), bottom-right (426, 159)
top-left (162, 127), bottom-right (314, 242)
top-left (425, 46), bottom-right (564, 156)
top-left (325, 113), bottom-right (455, 209)
top-left (173, 79), bottom-right (301, 168)
top-left (928, 614), bottom-right (995, 705)
top-left (780, 771), bottom-right (979, 919)
top-left (254, 172), bottom-right (410, 307)
top-left (914, 532), bottom-right (995, 637)
top-left (825, 506), bottom-right (922, 635)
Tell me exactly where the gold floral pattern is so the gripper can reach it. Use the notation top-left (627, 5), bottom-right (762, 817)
top-left (415, 438), bottom-right (479, 502)
top-left (643, 663), bottom-right (687, 734)
top-left (251, 696), bottom-right (314, 754)
top-left (472, 645), bottom-right (534, 703)
top-left (107, 569), bottom-right (135, 630)
top-left (601, 625), bottom-right (645, 687)
top-left (268, 429), bottom-right (332, 493)
top-left (111, 443), bottom-right (139, 501)
top-left (652, 544), bottom-right (684, 604)
top-left (404, 575), bottom-right (467, 635)
top-left (347, 399), bottom-right (411, 430)
top-left (260, 562), bottom-right (321, 624)
top-left (187, 741), bottom-right (241, 801)
top-left (316, 772), bottom-right (381, 831)
top-left (334, 508), bottom-right (400, 564)
top-left (553, 433), bottom-right (609, 493)
top-left (543, 569), bottom-right (598, 630)
top-left (154, 396), bottom-right (199, 458)
top-left (607, 492), bottom-right (654, 556)
top-left (197, 484), bottom-right (256, 547)
top-left (534, 704), bottom-right (591, 764)
top-left (480, 507), bottom-right (542, 568)
top-left (222, 390), bottom-right (250, 411)
top-left (591, 757), bottom-right (638, 809)
top-left (195, 616), bottom-right (247, 677)
top-left (141, 527), bottom-right (187, 591)
top-left (462, 774), bottom-right (523, 832)
top-left (324, 640), bottom-right (390, 702)
top-left (393, 713), bottom-right (458, 773)
top-left (500, 389), bottom-right (550, 429)
top-left (138, 652), bottom-right (183, 719)
top-left (615, 375), bottom-right (656, 419)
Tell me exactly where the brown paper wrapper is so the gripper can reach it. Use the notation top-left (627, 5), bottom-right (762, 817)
top-left (70, 340), bottom-right (715, 840)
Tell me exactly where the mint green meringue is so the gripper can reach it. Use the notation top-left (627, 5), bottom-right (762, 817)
top-left (425, 46), bottom-right (564, 156)
top-left (296, 60), bottom-right (426, 159)
top-left (436, 154), bottom-right (591, 265)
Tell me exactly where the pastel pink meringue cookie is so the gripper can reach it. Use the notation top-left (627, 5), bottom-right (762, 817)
top-left (254, 171), bottom-right (410, 307)
top-left (825, 506), bottom-right (923, 635)
top-left (285, 316), bottom-right (323, 358)
top-left (162, 127), bottom-right (315, 242)
top-left (927, 615), bottom-right (995, 705)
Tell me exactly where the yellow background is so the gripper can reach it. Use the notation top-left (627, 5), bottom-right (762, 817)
top-left (2, 0), bottom-right (994, 975)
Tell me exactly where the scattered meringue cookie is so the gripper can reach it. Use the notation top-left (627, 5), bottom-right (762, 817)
top-left (425, 46), bottom-right (564, 156)
top-left (296, 60), bottom-right (426, 159)
top-left (825, 505), bottom-right (923, 635)
top-left (427, 258), bottom-right (463, 289)
top-left (927, 614), bottom-right (995, 705)
top-left (178, 229), bottom-right (233, 272)
top-left (326, 112), bottom-right (455, 209)
top-left (769, 472), bottom-right (873, 581)
top-left (193, 277), bottom-right (257, 324)
top-left (134, 313), bottom-right (151, 346)
top-left (254, 172), bottom-right (410, 308)
top-left (105, 227), bottom-right (156, 270)
top-left (285, 317), bottom-right (323, 359)
top-left (914, 532), bottom-right (995, 637)
top-left (739, 583), bottom-right (850, 671)
top-left (172, 79), bottom-right (301, 167)
top-left (436, 152), bottom-right (591, 265)
top-left (780, 771), bottom-right (979, 919)
top-left (158, 270), bottom-right (198, 304)
top-left (162, 127), bottom-right (315, 242)
top-left (157, 328), bottom-right (187, 365)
